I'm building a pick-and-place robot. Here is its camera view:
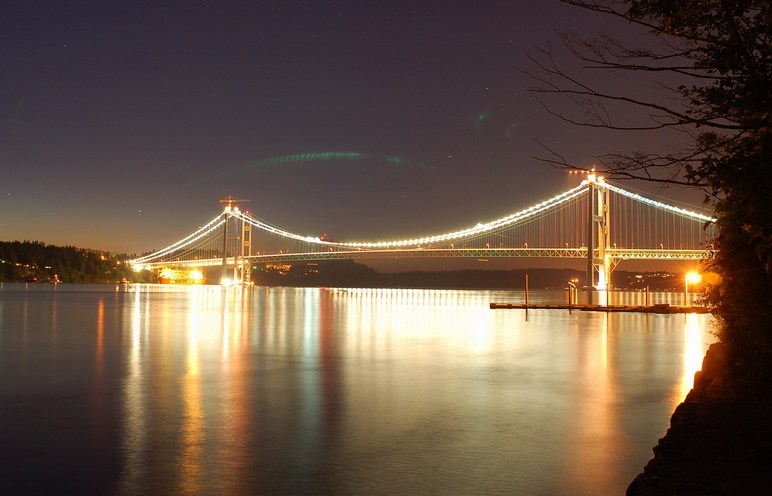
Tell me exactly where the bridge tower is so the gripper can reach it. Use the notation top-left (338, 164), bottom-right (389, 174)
top-left (219, 196), bottom-right (250, 284)
top-left (586, 175), bottom-right (611, 290)
top-left (220, 210), bottom-right (229, 283)
top-left (238, 211), bottom-right (252, 284)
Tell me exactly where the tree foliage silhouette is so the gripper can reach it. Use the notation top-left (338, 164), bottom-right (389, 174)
top-left (531, 0), bottom-right (772, 387)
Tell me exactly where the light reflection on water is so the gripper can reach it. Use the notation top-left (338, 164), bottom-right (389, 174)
top-left (0, 283), bottom-right (715, 495)
top-left (679, 313), bottom-right (710, 403)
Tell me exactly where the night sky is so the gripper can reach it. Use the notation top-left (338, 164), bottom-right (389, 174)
top-left (1, 1), bottom-right (696, 255)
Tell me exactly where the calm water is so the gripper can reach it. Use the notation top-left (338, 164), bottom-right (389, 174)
top-left (0, 283), bottom-right (715, 495)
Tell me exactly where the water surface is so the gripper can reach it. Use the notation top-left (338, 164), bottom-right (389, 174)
top-left (0, 283), bottom-right (715, 495)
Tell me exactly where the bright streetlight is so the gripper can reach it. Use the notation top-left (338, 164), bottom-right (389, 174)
top-left (684, 271), bottom-right (702, 306)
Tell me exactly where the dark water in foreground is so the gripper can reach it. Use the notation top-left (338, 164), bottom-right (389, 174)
top-left (0, 283), bottom-right (715, 495)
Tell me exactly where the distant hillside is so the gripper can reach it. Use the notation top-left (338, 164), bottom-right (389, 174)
top-left (0, 241), bottom-right (148, 283)
top-left (1, 242), bottom-right (680, 289)
top-left (252, 260), bottom-right (679, 290)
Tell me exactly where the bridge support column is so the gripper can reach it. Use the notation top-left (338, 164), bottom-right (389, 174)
top-left (221, 211), bottom-right (230, 284)
top-left (586, 176), bottom-right (611, 291)
top-left (218, 196), bottom-right (251, 285)
top-left (239, 213), bottom-right (252, 284)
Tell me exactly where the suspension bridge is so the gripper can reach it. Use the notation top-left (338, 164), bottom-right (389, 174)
top-left (129, 175), bottom-right (716, 288)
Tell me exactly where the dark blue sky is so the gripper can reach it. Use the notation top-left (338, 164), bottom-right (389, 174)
top-left (1, 0), bottom-right (699, 254)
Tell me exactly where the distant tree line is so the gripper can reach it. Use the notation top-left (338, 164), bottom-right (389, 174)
top-left (0, 243), bottom-right (685, 289)
top-left (0, 241), bottom-right (145, 283)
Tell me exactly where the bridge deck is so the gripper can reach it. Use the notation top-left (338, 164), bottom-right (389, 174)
top-left (136, 247), bottom-right (710, 269)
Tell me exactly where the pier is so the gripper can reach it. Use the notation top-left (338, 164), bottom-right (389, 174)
top-left (489, 303), bottom-right (710, 314)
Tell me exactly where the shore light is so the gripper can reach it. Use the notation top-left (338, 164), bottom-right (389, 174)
top-left (684, 271), bottom-right (702, 306)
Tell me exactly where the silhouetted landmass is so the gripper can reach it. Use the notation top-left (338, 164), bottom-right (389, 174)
top-left (0, 241), bottom-right (145, 283)
top-left (1, 243), bottom-right (681, 289)
top-left (252, 260), bottom-right (680, 290)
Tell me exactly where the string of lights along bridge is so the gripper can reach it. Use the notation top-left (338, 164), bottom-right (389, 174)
top-left (130, 176), bottom-right (716, 288)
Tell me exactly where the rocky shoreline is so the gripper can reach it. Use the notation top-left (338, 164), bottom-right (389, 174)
top-left (627, 342), bottom-right (772, 495)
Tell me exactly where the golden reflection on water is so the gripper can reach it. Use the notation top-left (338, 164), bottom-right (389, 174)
top-left (178, 289), bottom-right (204, 495)
top-left (120, 286), bottom-right (264, 494)
top-left (87, 298), bottom-right (111, 461)
top-left (110, 285), bottom-right (717, 495)
top-left (95, 299), bottom-right (104, 380)
top-left (216, 288), bottom-right (252, 493)
top-left (118, 285), bottom-right (148, 495)
top-left (675, 313), bottom-right (710, 404)
top-left (562, 313), bottom-right (619, 490)
top-left (334, 287), bottom-right (494, 356)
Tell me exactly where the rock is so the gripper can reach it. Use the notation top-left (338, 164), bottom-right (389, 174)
top-left (627, 342), bottom-right (772, 495)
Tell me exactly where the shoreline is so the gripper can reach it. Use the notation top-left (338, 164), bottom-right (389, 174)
top-left (627, 342), bottom-right (772, 495)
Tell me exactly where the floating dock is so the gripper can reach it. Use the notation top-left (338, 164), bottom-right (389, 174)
top-left (489, 303), bottom-right (710, 314)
